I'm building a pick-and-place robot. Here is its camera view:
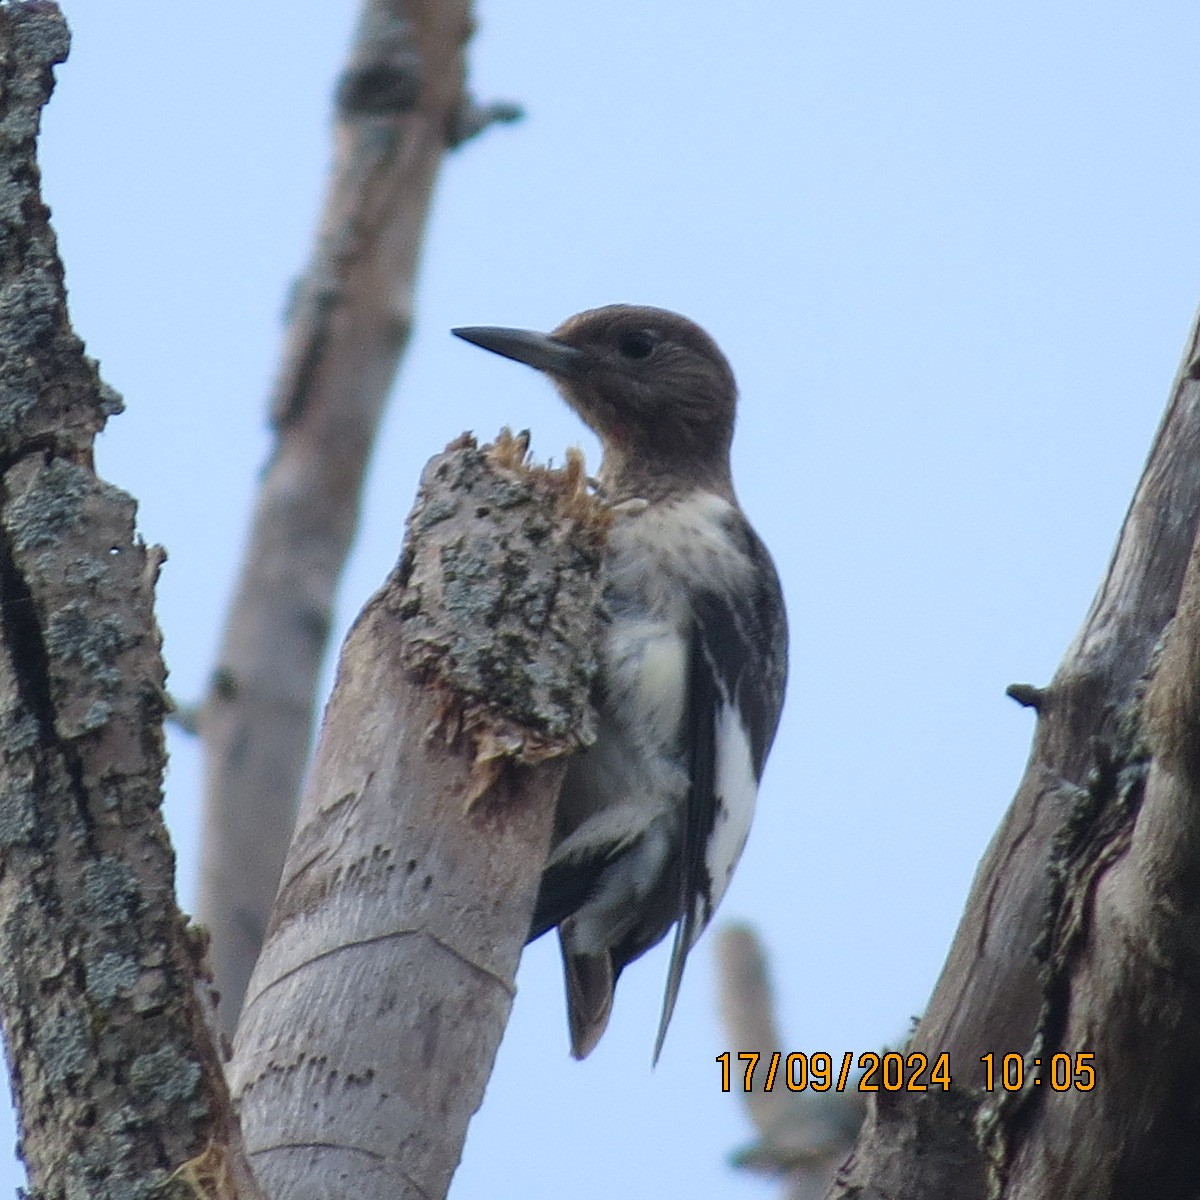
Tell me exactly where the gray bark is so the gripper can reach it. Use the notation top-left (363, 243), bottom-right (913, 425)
top-left (828, 314), bottom-right (1200, 1197)
top-left (0, 8), bottom-right (261, 1197)
top-left (229, 433), bottom-right (607, 1200)
top-left (197, 0), bottom-right (494, 1037)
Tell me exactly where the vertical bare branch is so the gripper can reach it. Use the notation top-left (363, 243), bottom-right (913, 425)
top-left (718, 926), bottom-right (786, 1130)
top-left (197, 0), bottom-right (485, 1034)
top-left (828, 313), bottom-right (1200, 1197)
top-left (916, 312), bottom-right (1200, 1064)
top-left (229, 433), bottom-right (606, 1200)
top-left (0, 7), bottom-right (260, 1196)
top-left (717, 927), bottom-right (865, 1200)
top-left (988, 512), bottom-right (1200, 1198)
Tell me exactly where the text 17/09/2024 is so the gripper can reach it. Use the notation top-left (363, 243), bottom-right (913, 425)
top-left (716, 1050), bottom-right (1097, 1093)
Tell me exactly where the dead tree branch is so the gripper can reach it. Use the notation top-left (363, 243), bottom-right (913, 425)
top-left (717, 926), bottom-right (867, 1200)
top-left (197, 0), bottom-right (509, 1036)
top-left (829, 313), bottom-right (1200, 1197)
top-left (228, 432), bottom-right (606, 1200)
top-left (0, 7), bottom-right (260, 1196)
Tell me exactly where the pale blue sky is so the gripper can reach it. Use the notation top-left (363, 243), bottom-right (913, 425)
top-left (5, 3), bottom-right (1199, 1195)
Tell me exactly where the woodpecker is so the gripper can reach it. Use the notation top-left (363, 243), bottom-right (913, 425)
top-left (453, 305), bottom-right (787, 1061)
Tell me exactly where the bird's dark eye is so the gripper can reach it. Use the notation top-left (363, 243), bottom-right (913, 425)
top-left (617, 329), bottom-right (657, 360)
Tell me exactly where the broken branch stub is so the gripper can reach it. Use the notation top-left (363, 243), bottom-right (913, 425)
top-left (230, 431), bottom-right (608, 1200)
top-left (397, 430), bottom-right (605, 795)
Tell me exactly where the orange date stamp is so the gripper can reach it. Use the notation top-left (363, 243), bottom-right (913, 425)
top-left (716, 1051), bottom-right (1096, 1093)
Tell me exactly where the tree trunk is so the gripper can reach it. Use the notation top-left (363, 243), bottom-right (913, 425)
top-left (829, 316), bottom-right (1200, 1197)
top-left (0, 8), bottom-right (261, 1196)
top-left (229, 433), bottom-right (607, 1200)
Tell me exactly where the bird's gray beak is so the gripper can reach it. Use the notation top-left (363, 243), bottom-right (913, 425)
top-left (452, 325), bottom-right (587, 380)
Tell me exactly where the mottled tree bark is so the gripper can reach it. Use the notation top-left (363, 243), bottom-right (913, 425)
top-left (0, 7), bottom-right (261, 1197)
top-left (197, 0), bottom-right (517, 1037)
top-left (229, 433), bottom-right (607, 1200)
top-left (828, 316), bottom-right (1200, 1198)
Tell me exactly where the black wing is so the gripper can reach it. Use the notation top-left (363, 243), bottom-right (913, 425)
top-left (652, 514), bottom-right (788, 1062)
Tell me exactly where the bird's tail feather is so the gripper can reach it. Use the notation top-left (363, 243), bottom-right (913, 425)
top-left (560, 937), bottom-right (614, 1059)
top-left (653, 911), bottom-right (695, 1065)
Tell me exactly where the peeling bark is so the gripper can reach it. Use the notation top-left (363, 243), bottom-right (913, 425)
top-left (229, 433), bottom-right (607, 1200)
top-left (0, 7), bottom-right (260, 1197)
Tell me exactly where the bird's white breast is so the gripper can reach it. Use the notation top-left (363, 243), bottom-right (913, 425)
top-left (605, 490), bottom-right (752, 609)
top-left (608, 494), bottom-right (763, 927)
top-left (610, 491), bottom-right (761, 911)
top-left (556, 490), bottom-right (764, 943)
top-left (602, 491), bottom-right (748, 758)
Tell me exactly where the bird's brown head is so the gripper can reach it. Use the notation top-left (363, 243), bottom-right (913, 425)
top-left (453, 305), bottom-right (738, 500)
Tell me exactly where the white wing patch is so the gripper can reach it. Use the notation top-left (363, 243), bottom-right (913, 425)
top-left (694, 697), bottom-right (758, 941)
